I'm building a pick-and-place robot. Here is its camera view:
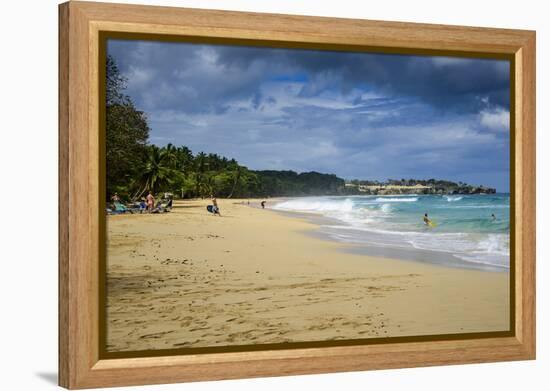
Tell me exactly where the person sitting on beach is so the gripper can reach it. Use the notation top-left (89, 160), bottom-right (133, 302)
top-left (423, 213), bottom-right (431, 226)
top-left (111, 192), bottom-right (120, 202)
top-left (261, 200), bottom-right (266, 209)
top-left (211, 195), bottom-right (221, 216)
top-left (165, 197), bottom-right (173, 211)
top-left (146, 191), bottom-right (155, 212)
top-left (139, 198), bottom-right (147, 212)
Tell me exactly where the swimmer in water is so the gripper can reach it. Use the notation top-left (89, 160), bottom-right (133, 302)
top-left (423, 213), bottom-right (431, 226)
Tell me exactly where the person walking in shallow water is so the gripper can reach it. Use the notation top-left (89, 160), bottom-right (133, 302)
top-left (261, 200), bottom-right (266, 209)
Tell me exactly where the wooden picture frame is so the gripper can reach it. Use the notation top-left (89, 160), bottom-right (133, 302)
top-left (59, 1), bottom-right (536, 389)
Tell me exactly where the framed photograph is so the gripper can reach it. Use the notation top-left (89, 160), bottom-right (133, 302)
top-left (59, 1), bottom-right (536, 389)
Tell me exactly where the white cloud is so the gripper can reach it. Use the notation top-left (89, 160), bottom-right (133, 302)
top-left (431, 57), bottom-right (472, 67)
top-left (479, 108), bottom-right (509, 132)
top-left (124, 65), bottom-right (153, 88)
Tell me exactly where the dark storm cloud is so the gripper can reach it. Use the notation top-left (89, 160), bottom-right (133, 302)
top-left (108, 40), bottom-right (509, 115)
top-left (192, 44), bottom-right (510, 112)
top-left (107, 40), bottom-right (510, 191)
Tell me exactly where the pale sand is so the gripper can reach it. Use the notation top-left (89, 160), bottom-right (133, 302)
top-left (106, 199), bottom-right (510, 352)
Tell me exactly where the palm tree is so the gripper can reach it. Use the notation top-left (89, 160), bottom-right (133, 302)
top-left (203, 173), bottom-right (216, 197)
top-left (162, 143), bottom-right (178, 169)
top-left (193, 152), bottom-right (208, 197)
top-left (207, 153), bottom-right (222, 171)
top-left (132, 145), bottom-right (174, 200)
top-left (228, 165), bottom-right (242, 198)
top-left (175, 146), bottom-right (193, 173)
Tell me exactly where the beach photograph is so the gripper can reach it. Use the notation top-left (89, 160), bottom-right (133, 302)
top-left (104, 40), bottom-right (511, 353)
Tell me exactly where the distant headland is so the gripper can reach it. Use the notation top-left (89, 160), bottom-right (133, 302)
top-left (343, 179), bottom-right (497, 196)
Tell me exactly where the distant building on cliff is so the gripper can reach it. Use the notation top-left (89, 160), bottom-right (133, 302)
top-left (343, 181), bottom-right (496, 195)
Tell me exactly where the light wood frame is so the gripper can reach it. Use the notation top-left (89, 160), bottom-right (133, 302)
top-left (59, 1), bottom-right (536, 389)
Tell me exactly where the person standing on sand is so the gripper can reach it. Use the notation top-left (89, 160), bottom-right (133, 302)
top-left (146, 191), bottom-right (155, 212)
top-left (211, 195), bottom-right (221, 216)
top-left (261, 200), bottom-right (266, 209)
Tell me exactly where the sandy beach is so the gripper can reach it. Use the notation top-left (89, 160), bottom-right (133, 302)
top-left (106, 199), bottom-right (509, 352)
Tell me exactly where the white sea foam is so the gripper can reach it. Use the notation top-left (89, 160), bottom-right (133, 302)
top-left (452, 205), bottom-right (510, 209)
top-left (324, 224), bottom-right (509, 268)
top-left (410, 232), bottom-right (508, 256)
top-left (272, 198), bottom-right (354, 213)
top-left (452, 253), bottom-right (509, 268)
top-left (374, 197), bottom-right (418, 202)
top-left (452, 234), bottom-right (510, 268)
top-left (444, 196), bottom-right (463, 202)
top-left (380, 203), bottom-right (392, 213)
top-left (375, 194), bottom-right (418, 197)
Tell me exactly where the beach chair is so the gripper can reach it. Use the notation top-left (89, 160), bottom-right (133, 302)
top-left (129, 201), bottom-right (147, 213)
top-left (113, 201), bottom-right (136, 214)
top-left (151, 199), bottom-right (173, 213)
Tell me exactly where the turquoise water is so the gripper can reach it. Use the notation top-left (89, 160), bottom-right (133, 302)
top-left (272, 194), bottom-right (510, 269)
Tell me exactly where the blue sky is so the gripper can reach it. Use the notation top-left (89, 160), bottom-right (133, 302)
top-left (107, 40), bottom-right (510, 192)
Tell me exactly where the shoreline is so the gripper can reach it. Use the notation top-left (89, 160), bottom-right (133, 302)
top-left (267, 206), bottom-right (509, 272)
top-left (266, 194), bottom-right (510, 272)
top-left (106, 198), bottom-right (510, 352)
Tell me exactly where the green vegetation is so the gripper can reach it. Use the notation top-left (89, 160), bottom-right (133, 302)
top-left (106, 56), bottom-right (149, 198)
top-left (106, 138), bottom-right (347, 200)
top-left (254, 171), bottom-right (344, 197)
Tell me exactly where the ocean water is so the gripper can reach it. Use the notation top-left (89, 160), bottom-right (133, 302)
top-left (272, 194), bottom-right (510, 270)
